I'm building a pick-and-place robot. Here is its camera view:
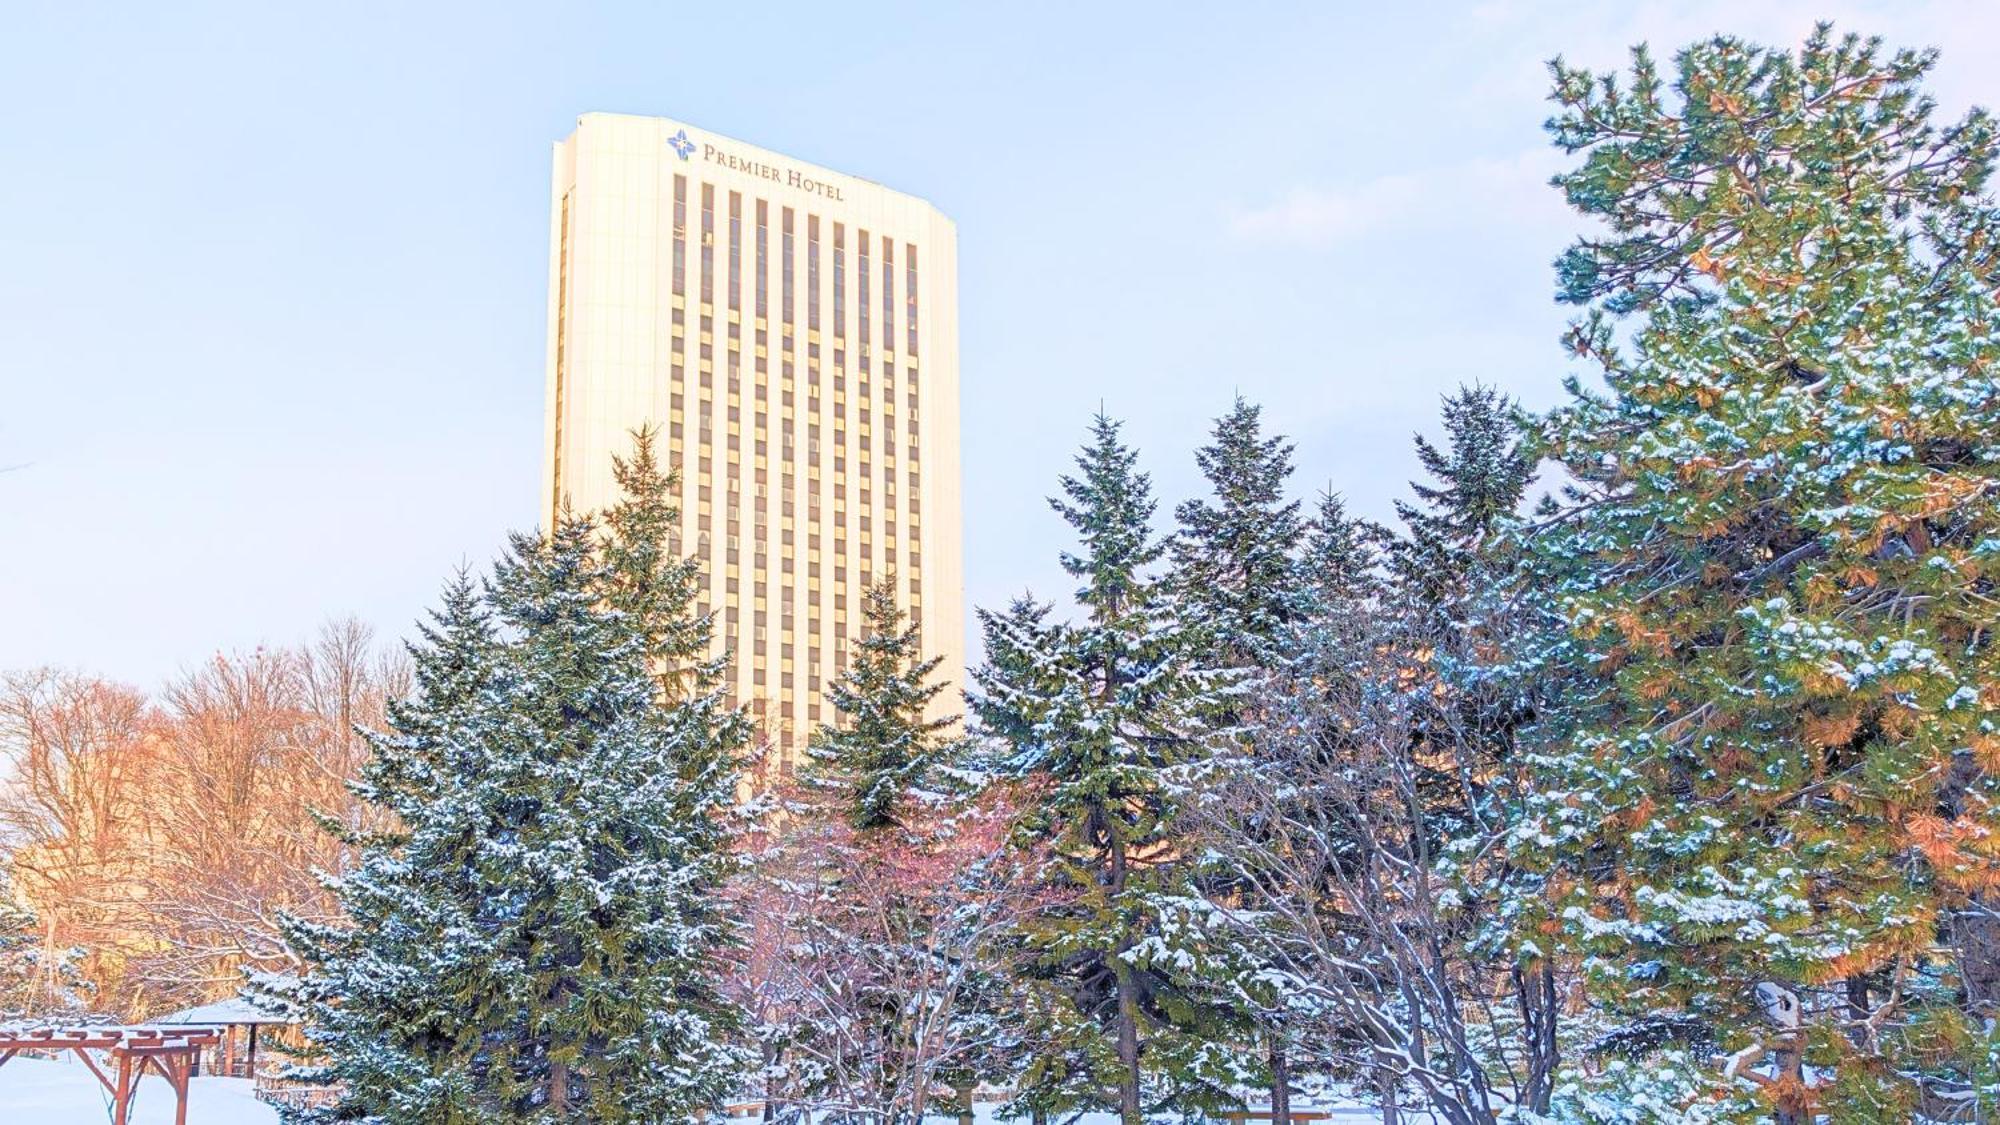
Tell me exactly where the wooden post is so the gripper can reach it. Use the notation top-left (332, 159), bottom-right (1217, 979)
top-left (112, 1052), bottom-right (133, 1125)
top-left (173, 1053), bottom-right (190, 1125)
top-left (248, 1023), bottom-right (259, 1078)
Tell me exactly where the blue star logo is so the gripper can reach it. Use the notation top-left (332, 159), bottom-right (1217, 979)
top-left (667, 129), bottom-right (695, 160)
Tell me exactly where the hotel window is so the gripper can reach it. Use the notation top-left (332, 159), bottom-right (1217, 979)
top-left (672, 175), bottom-right (687, 297)
top-left (781, 208), bottom-right (795, 326)
top-left (858, 231), bottom-right (871, 358)
top-left (700, 185), bottom-right (715, 305)
top-left (728, 192), bottom-right (742, 312)
top-left (905, 244), bottom-right (919, 355)
top-left (755, 199), bottom-right (768, 320)
top-left (832, 224), bottom-right (846, 339)
top-left (881, 235), bottom-right (894, 350)
top-left (807, 216), bottom-right (821, 331)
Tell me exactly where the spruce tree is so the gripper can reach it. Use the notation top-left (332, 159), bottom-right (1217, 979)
top-left (278, 444), bottom-right (749, 1122)
top-left (1522, 26), bottom-right (2000, 1121)
top-left (805, 582), bottom-right (959, 831)
top-left (1384, 385), bottom-right (1533, 622)
top-left (975, 414), bottom-right (1245, 1125)
top-left (1168, 397), bottom-right (1307, 1122)
top-left (1375, 387), bottom-right (1536, 857)
top-left (1296, 490), bottom-right (1382, 623)
top-left (599, 425), bottom-right (711, 697)
top-left (787, 582), bottom-right (994, 1122)
top-left (1170, 396), bottom-right (1306, 668)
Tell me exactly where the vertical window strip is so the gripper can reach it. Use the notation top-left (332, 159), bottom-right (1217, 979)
top-left (905, 243), bottom-right (918, 356)
top-left (881, 235), bottom-right (893, 351)
top-left (781, 208), bottom-right (795, 326)
top-left (700, 184), bottom-right (714, 306)
top-left (728, 192), bottom-right (742, 312)
top-left (807, 215), bottom-right (820, 331)
top-left (858, 230), bottom-right (871, 360)
top-left (832, 224), bottom-right (846, 339)
top-left (672, 175), bottom-right (687, 297)
top-left (755, 199), bottom-right (768, 320)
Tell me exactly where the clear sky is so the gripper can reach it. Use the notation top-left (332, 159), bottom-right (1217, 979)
top-left (3, 0), bottom-right (1995, 688)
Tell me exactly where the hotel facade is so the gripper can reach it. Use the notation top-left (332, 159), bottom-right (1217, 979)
top-left (541, 113), bottom-right (963, 762)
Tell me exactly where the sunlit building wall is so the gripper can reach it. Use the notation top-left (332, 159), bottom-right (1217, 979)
top-left (542, 113), bottom-right (964, 763)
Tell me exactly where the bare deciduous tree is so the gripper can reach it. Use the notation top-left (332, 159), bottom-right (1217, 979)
top-left (1201, 604), bottom-right (1561, 1125)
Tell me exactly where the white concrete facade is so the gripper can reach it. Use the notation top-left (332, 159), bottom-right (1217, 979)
top-left (542, 113), bottom-right (963, 762)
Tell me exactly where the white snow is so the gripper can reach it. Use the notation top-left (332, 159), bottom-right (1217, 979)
top-left (0, 1054), bottom-right (1404, 1125)
top-left (0, 1054), bottom-right (277, 1124)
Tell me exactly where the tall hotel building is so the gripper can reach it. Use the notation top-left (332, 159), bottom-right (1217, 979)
top-left (541, 113), bottom-right (963, 761)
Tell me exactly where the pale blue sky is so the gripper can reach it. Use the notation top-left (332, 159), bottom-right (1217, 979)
top-left (3, 1), bottom-right (1994, 687)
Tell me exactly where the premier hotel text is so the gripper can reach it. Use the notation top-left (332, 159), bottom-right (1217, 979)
top-left (703, 144), bottom-right (845, 202)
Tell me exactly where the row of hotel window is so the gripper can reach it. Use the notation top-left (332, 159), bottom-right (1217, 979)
top-left (671, 175), bottom-right (920, 358)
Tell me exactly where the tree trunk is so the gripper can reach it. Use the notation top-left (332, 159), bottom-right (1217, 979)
top-left (550, 1059), bottom-right (570, 1116)
top-left (1115, 957), bottom-right (1143, 1125)
top-left (1513, 960), bottom-right (1559, 1116)
top-left (1771, 1036), bottom-right (1806, 1125)
top-left (1267, 1037), bottom-right (1292, 1125)
top-left (1379, 1069), bottom-right (1399, 1125)
top-left (1105, 798), bottom-right (1142, 1125)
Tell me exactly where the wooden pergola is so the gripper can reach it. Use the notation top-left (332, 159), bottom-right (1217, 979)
top-left (0, 1025), bottom-right (221, 1125)
top-left (153, 997), bottom-right (296, 1079)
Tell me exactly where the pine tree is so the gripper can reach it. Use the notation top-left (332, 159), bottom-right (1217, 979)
top-left (276, 442), bottom-right (750, 1123)
top-left (975, 414), bottom-right (1246, 1125)
top-left (1522, 26), bottom-right (2000, 1121)
top-left (805, 582), bottom-right (959, 832)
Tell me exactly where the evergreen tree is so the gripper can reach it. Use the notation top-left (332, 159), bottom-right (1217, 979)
top-left (1522, 27), bottom-right (2000, 1121)
top-left (968, 595), bottom-right (1063, 757)
top-left (277, 441), bottom-right (749, 1123)
top-left (1295, 490), bottom-right (1383, 623)
top-left (805, 582), bottom-right (959, 831)
top-left (599, 425), bottom-right (710, 697)
top-left (0, 869), bottom-right (90, 1021)
top-left (1170, 396), bottom-right (1306, 668)
top-left (1168, 397), bottom-right (1308, 1122)
top-left (1378, 387), bottom-right (1536, 849)
top-left (1384, 385), bottom-right (1534, 621)
top-left (781, 583), bottom-right (1013, 1124)
top-left (975, 414), bottom-right (1246, 1125)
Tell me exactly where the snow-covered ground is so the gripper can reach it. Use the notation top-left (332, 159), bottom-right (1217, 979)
top-left (0, 1054), bottom-right (277, 1124)
top-left (0, 1055), bottom-right (1405, 1124)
